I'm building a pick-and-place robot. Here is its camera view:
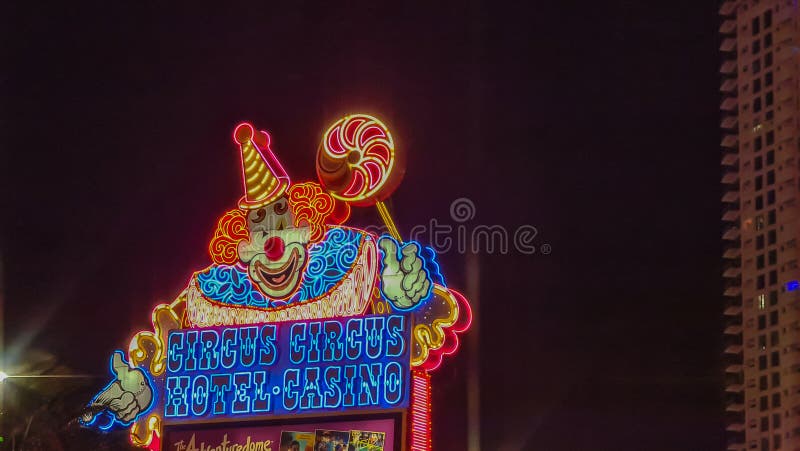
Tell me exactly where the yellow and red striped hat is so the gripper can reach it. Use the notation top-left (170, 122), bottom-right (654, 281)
top-left (232, 122), bottom-right (291, 210)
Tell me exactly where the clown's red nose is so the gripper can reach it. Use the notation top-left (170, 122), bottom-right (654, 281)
top-left (263, 236), bottom-right (285, 261)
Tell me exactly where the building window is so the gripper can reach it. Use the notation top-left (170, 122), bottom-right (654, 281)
top-left (758, 274), bottom-right (766, 289)
top-left (768, 229), bottom-right (776, 245)
top-left (769, 310), bottom-right (778, 326)
top-left (770, 330), bottom-right (779, 346)
top-left (758, 314), bottom-right (767, 329)
top-left (772, 393), bottom-right (780, 408)
top-left (756, 175), bottom-right (764, 190)
top-left (758, 254), bottom-right (766, 269)
top-left (768, 210), bottom-right (776, 225)
top-left (764, 10), bottom-right (772, 28)
top-left (759, 335), bottom-right (768, 350)
top-left (769, 270), bottom-right (777, 285)
top-left (753, 39), bottom-right (762, 54)
top-left (753, 17), bottom-right (761, 35)
top-left (755, 136), bottom-right (764, 150)
top-left (762, 438), bottom-right (769, 451)
top-left (765, 52), bottom-right (773, 67)
top-left (767, 170), bottom-right (775, 185)
top-left (774, 434), bottom-right (781, 449)
top-left (766, 131), bottom-right (774, 145)
top-left (771, 371), bottom-right (780, 387)
top-left (756, 195), bottom-right (764, 210)
top-left (770, 350), bottom-right (779, 366)
top-left (766, 72), bottom-right (773, 86)
top-left (761, 416), bottom-right (769, 431)
top-left (768, 249), bottom-right (777, 265)
top-left (764, 33), bottom-right (773, 48)
top-left (756, 156), bottom-right (764, 170)
top-left (754, 78), bottom-right (763, 92)
top-left (760, 395), bottom-right (768, 410)
top-left (754, 59), bottom-right (762, 74)
top-left (772, 413), bottom-right (781, 428)
top-left (766, 91), bottom-right (773, 106)
top-left (766, 150), bottom-right (774, 165)
top-left (757, 215), bottom-right (766, 230)
top-left (754, 97), bottom-right (763, 112)
top-left (767, 190), bottom-right (775, 205)
top-left (757, 234), bottom-right (765, 249)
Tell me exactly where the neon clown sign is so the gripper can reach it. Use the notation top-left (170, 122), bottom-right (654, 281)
top-left (81, 114), bottom-right (471, 451)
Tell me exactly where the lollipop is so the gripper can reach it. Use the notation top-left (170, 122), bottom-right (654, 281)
top-left (317, 114), bottom-right (406, 240)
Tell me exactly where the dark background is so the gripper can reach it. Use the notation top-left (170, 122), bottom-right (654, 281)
top-left (1, 1), bottom-right (723, 450)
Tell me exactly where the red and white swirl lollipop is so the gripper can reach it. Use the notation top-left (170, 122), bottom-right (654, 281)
top-left (317, 114), bottom-right (406, 240)
top-left (317, 114), bottom-right (405, 206)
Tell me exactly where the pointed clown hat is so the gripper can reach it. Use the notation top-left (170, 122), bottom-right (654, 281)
top-left (233, 122), bottom-right (291, 210)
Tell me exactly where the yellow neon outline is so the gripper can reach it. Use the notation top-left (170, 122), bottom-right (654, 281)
top-left (411, 284), bottom-right (459, 367)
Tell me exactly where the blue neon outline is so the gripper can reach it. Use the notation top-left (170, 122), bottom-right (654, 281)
top-left (308, 322), bottom-right (321, 363)
top-left (164, 375), bottom-right (190, 418)
top-left (323, 320), bottom-right (344, 362)
top-left (299, 366), bottom-right (323, 410)
top-left (238, 326), bottom-right (258, 367)
top-left (357, 363), bottom-right (382, 407)
top-left (190, 374), bottom-right (209, 417)
top-left (258, 325), bottom-right (278, 366)
top-left (383, 361), bottom-right (403, 405)
top-left (323, 366), bottom-right (343, 409)
top-left (384, 315), bottom-right (406, 358)
top-left (198, 329), bottom-right (220, 371)
top-left (209, 373), bottom-right (232, 415)
top-left (167, 331), bottom-right (184, 373)
top-left (345, 318), bottom-right (363, 360)
top-left (160, 314), bottom-right (411, 421)
top-left (364, 316), bottom-right (384, 359)
top-left (377, 235), bottom-right (439, 312)
top-left (231, 372), bottom-right (252, 414)
top-left (283, 368), bottom-right (300, 410)
top-left (289, 323), bottom-right (307, 364)
top-left (185, 330), bottom-right (199, 371)
top-left (251, 370), bottom-right (272, 413)
top-left (342, 364), bottom-right (357, 407)
top-left (220, 328), bottom-right (238, 369)
top-left (82, 350), bottom-right (157, 430)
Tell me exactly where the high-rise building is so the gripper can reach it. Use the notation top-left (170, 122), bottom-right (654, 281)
top-left (721, 1), bottom-right (800, 450)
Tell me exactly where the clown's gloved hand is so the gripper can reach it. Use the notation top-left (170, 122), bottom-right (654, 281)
top-left (81, 351), bottom-right (154, 425)
top-left (378, 236), bottom-right (433, 310)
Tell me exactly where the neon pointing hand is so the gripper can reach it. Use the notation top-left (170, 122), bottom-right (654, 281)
top-left (378, 236), bottom-right (432, 310)
top-left (82, 351), bottom-right (155, 426)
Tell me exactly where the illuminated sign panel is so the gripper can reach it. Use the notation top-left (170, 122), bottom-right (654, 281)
top-left (163, 417), bottom-right (397, 451)
top-left (164, 314), bottom-right (410, 421)
top-left (81, 116), bottom-right (472, 451)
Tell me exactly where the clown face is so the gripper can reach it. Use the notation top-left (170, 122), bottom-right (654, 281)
top-left (237, 196), bottom-right (310, 299)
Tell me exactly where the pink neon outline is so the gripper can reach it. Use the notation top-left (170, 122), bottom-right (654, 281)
top-left (409, 371), bottom-right (431, 451)
top-left (419, 288), bottom-right (473, 372)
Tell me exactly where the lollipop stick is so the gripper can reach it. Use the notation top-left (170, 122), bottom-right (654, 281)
top-left (375, 200), bottom-right (403, 242)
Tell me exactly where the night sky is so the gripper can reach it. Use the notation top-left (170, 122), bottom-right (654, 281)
top-left (2, 1), bottom-right (724, 450)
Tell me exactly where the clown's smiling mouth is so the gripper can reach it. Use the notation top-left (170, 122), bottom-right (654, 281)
top-left (254, 248), bottom-right (300, 291)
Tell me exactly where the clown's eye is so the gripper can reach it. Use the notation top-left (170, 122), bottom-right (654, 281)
top-left (252, 208), bottom-right (266, 223)
top-left (274, 201), bottom-right (288, 215)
